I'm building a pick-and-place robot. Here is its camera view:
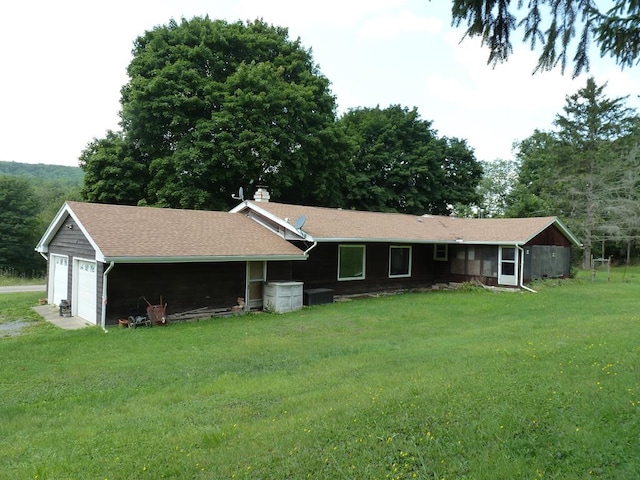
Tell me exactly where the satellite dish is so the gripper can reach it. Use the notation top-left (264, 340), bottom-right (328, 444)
top-left (231, 186), bottom-right (244, 201)
top-left (294, 215), bottom-right (306, 230)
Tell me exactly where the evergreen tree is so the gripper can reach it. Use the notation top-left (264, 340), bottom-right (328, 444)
top-left (451, 0), bottom-right (640, 77)
top-left (508, 78), bottom-right (640, 267)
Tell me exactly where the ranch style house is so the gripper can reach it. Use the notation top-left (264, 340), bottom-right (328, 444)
top-left (36, 188), bottom-right (581, 328)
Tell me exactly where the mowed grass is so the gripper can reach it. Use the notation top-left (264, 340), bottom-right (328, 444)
top-left (1, 268), bottom-right (639, 479)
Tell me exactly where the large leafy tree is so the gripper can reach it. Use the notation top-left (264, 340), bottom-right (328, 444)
top-left (507, 78), bottom-right (640, 267)
top-left (82, 17), bottom-right (347, 209)
top-left (450, 0), bottom-right (640, 77)
top-left (339, 105), bottom-right (482, 215)
top-left (80, 130), bottom-right (148, 205)
top-left (0, 176), bottom-right (44, 275)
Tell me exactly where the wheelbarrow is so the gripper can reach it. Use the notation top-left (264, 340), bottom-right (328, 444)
top-left (126, 296), bottom-right (167, 328)
top-left (145, 297), bottom-right (167, 326)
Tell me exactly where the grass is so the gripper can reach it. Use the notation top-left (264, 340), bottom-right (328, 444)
top-left (1, 268), bottom-right (639, 479)
top-left (0, 271), bottom-right (46, 287)
top-left (0, 292), bottom-right (44, 325)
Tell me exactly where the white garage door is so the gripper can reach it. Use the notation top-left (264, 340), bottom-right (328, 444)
top-left (75, 260), bottom-right (97, 324)
top-left (48, 255), bottom-right (68, 306)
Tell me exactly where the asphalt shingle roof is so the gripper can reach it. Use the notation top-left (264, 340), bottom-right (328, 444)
top-left (245, 201), bottom-right (575, 245)
top-left (64, 201), bottom-right (305, 261)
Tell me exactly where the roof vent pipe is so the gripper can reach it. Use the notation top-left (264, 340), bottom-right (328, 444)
top-left (254, 187), bottom-right (270, 203)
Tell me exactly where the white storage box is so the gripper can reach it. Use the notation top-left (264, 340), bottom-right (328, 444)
top-left (263, 281), bottom-right (303, 313)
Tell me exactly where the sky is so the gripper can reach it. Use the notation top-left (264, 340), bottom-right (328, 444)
top-left (1, 0), bottom-right (638, 167)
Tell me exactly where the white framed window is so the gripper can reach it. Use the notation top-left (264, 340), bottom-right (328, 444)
top-left (434, 244), bottom-right (448, 261)
top-left (338, 245), bottom-right (366, 281)
top-left (389, 245), bottom-right (412, 278)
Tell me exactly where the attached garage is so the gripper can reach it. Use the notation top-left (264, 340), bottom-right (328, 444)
top-left (36, 201), bottom-right (307, 329)
top-left (74, 259), bottom-right (97, 323)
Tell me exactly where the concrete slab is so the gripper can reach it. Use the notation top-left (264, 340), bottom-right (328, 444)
top-left (32, 305), bottom-right (91, 330)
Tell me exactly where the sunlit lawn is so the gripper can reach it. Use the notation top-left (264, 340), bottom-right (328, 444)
top-left (1, 267), bottom-right (639, 479)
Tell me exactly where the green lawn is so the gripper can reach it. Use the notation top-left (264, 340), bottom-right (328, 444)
top-left (1, 268), bottom-right (639, 479)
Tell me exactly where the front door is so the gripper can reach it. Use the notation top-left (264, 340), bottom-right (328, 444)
top-left (498, 246), bottom-right (518, 286)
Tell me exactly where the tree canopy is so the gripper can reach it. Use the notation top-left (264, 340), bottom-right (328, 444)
top-left (82, 17), bottom-right (348, 210)
top-left (475, 158), bottom-right (519, 218)
top-left (81, 16), bottom-right (483, 215)
top-left (450, 0), bottom-right (640, 77)
top-left (338, 106), bottom-right (482, 216)
top-left (0, 176), bottom-right (44, 275)
top-left (0, 164), bottom-right (82, 276)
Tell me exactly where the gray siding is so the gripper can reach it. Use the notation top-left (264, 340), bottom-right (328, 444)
top-left (524, 245), bottom-right (571, 280)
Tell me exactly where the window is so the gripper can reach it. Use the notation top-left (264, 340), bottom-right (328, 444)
top-left (500, 247), bottom-right (516, 276)
top-left (389, 246), bottom-right (412, 278)
top-left (338, 245), bottom-right (365, 281)
top-left (434, 244), bottom-right (448, 261)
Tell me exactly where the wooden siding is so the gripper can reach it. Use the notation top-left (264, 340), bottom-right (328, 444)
top-left (266, 261), bottom-right (294, 282)
top-left (104, 262), bottom-right (246, 324)
top-left (523, 245), bottom-right (572, 280)
top-left (49, 216), bottom-right (96, 258)
top-left (48, 215), bottom-right (102, 322)
top-left (526, 225), bottom-right (572, 247)
top-left (288, 242), bottom-right (436, 295)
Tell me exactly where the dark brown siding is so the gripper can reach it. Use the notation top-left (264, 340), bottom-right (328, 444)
top-left (526, 225), bottom-right (572, 247)
top-left (289, 242), bottom-right (436, 296)
top-left (105, 262), bottom-right (246, 324)
top-left (266, 261), bottom-right (294, 282)
top-left (48, 215), bottom-right (102, 322)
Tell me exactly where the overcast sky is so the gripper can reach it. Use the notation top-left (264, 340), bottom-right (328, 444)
top-left (0, 0), bottom-right (637, 167)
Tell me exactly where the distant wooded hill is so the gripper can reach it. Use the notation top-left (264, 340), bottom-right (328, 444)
top-left (0, 160), bottom-right (84, 186)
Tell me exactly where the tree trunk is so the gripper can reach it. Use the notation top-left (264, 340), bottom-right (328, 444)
top-left (583, 246), bottom-right (592, 269)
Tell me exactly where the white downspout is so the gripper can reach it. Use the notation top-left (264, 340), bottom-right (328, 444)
top-left (517, 245), bottom-right (537, 293)
top-left (303, 240), bottom-right (317, 256)
top-left (39, 252), bottom-right (49, 302)
top-left (101, 262), bottom-right (115, 332)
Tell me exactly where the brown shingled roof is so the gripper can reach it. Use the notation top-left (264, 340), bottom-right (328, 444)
top-left (244, 201), bottom-right (578, 245)
top-left (61, 202), bottom-right (305, 262)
